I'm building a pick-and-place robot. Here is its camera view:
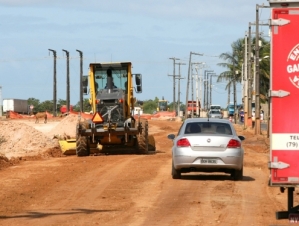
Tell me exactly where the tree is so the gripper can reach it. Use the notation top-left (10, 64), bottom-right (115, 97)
top-left (39, 100), bottom-right (53, 113)
top-left (142, 99), bottom-right (157, 114)
top-left (254, 37), bottom-right (270, 103)
top-left (217, 37), bottom-right (270, 108)
top-left (217, 38), bottom-right (244, 107)
top-left (73, 99), bottom-right (92, 112)
top-left (27, 98), bottom-right (41, 113)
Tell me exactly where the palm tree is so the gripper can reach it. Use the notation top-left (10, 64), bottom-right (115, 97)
top-left (255, 38), bottom-right (270, 103)
top-left (217, 38), bottom-right (244, 108)
top-left (218, 37), bottom-right (270, 110)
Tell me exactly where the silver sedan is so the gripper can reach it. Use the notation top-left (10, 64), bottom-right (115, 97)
top-left (208, 110), bottom-right (223, 119)
top-left (167, 118), bottom-right (245, 180)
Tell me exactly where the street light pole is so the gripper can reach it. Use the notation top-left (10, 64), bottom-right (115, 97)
top-left (62, 49), bottom-right (70, 113)
top-left (204, 70), bottom-right (213, 110)
top-left (255, 4), bottom-right (261, 135)
top-left (48, 49), bottom-right (57, 117)
top-left (175, 62), bottom-right (186, 116)
top-left (169, 57), bottom-right (180, 114)
top-left (185, 51), bottom-right (203, 118)
top-left (192, 62), bottom-right (205, 117)
top-left (76, 49), bottom-right (83, 112)
top-left (208, 73), bottom-right (217, 108)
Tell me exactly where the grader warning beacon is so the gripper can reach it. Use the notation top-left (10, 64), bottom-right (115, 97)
top-left (60, 62), bottom-right (156, 156)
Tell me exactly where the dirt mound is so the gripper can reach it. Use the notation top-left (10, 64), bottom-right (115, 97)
top-left (0, 121), bottom-right (59, 160)
top-left (46, 114), bottom-right (80, 139)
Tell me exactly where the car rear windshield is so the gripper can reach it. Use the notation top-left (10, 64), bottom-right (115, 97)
top-left (184, 122), bottom-right (232, 135)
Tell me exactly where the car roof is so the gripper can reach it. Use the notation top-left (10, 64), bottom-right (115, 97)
top-left (184, 118), bottom-right (227, 123)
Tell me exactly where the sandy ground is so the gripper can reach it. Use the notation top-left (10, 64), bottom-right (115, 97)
top-left (0, 115), bottom-right (297, 225)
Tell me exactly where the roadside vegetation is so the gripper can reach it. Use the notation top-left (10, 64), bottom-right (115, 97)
top-left (25, 97), bottom-right (186, 115)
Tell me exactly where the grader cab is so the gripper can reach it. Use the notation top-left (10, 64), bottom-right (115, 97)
top-left (60, 62), bottom-right (156, 156)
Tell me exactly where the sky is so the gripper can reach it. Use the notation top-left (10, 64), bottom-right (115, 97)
top-left (0, 0), bottom-right (271, 109)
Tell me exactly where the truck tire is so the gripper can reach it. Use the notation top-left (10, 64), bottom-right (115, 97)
top-left (76, 122), bottom-right (90, 157)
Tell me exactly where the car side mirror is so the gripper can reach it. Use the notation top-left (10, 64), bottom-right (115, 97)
top-left (238, 135), bottom-right (245, 141)
top-left (167, 134), bottom-right (175, 140)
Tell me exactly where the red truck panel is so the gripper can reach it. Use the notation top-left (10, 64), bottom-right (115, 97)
top-left (270, 8), bottom-right (299, 185)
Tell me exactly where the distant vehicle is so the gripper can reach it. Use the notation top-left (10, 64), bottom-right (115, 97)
top-left (187, 100), bottom-right (200, 117)
top-left (210, 104), bottom-right (223, 117)
top-left (3, 99), bottom-right (28, 114)
top-left (227, 104), bottom-right (235, 116)
top-left (208, 110), bottom-right (223, 119)
top-left (134, 106), bottom-right (143, 115)
top-left (157, 97), bottom-right (168, 112)
top-left (167, 118), bottom-right (245, 180)
top-left (210, 104), bottom-right (221, 112)
top-left (60, 105), bottom-right (73, 114)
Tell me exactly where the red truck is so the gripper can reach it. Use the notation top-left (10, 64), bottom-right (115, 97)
top-left (268, 0), bottom-right (299, 220)
top-left (60, 105), bottom-right (73, 115)
top-left (187, 100), bottom-right (200, 117)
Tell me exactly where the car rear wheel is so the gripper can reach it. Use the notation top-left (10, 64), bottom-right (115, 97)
top-left (172, 161), bottom-right (181, 179)
top-left (232, 167), bottom-right (243, 181)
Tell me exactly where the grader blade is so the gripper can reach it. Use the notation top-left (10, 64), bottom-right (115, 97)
top-left (58, 139), bottom-right (76, 155)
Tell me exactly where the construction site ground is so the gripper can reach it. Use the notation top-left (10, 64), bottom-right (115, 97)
top-left (0, 115), bottom-right (298, 226)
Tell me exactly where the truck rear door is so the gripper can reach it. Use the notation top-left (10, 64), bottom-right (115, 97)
top-left (270, 5), bottom-right (299, 185)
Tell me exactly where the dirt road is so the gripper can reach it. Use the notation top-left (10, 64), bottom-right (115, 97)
top-left (0, 118), bottom-right (295, 225)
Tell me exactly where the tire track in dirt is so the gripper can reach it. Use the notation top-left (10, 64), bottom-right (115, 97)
top-left (0, 155), bottom-right (145, 226)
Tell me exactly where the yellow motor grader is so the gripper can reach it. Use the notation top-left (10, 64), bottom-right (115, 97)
top-left (59, 62), bottom-right (156, 156)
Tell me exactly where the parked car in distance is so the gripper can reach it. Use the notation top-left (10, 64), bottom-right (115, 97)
top-left (208, 110), bottom-right (223, 119)
top-left (167, 118), bottom-right (245, 180)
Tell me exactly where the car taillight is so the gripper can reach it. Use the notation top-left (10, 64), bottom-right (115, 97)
top-left (177, 138), bottom-right (190, 147)
top-left (227, 139), bottom-right (241, 148)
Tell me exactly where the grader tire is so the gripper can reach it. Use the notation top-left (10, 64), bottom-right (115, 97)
top-left (148, 135), bottom-right (156, 153)
top-left (137, 119), bottom-right (149, 154)
top-left (76, 121), bottom-right (90, 157)
top-left (136, 119), bottom-right (156, 154)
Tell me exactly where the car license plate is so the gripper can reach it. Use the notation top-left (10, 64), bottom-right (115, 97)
top-left (201, 159), bottom-right (216, 164)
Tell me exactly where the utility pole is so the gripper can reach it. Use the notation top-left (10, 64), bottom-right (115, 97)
top-left (232, 50), bottom-right (237, 124)
top-left (175, 62), bottom-right (186, 116)
top-left (248, 23), bottom-right (253, 126)
top-left (208, 73), bottom-right (217, 108)
top-left (204, 70), bottom-right (213, 110)
top-left (185, 52), bottom-right (203, 118)
top-left (76, 49), bottom-right (83, 112)
top-left (169, 57), bottom-right (180, 114)
top-left (255, 4), bottom-right (264, 135)
top-left (62, 49), bottom-right (70, 113)
top-left (244, 31), bottom-right (248, 129)
top-left (199, 64), bottom-right (205, 116)
top-left (48, 49), bottom-right (57, 117)
top-left (192, 62), bottom-right (205, 117)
